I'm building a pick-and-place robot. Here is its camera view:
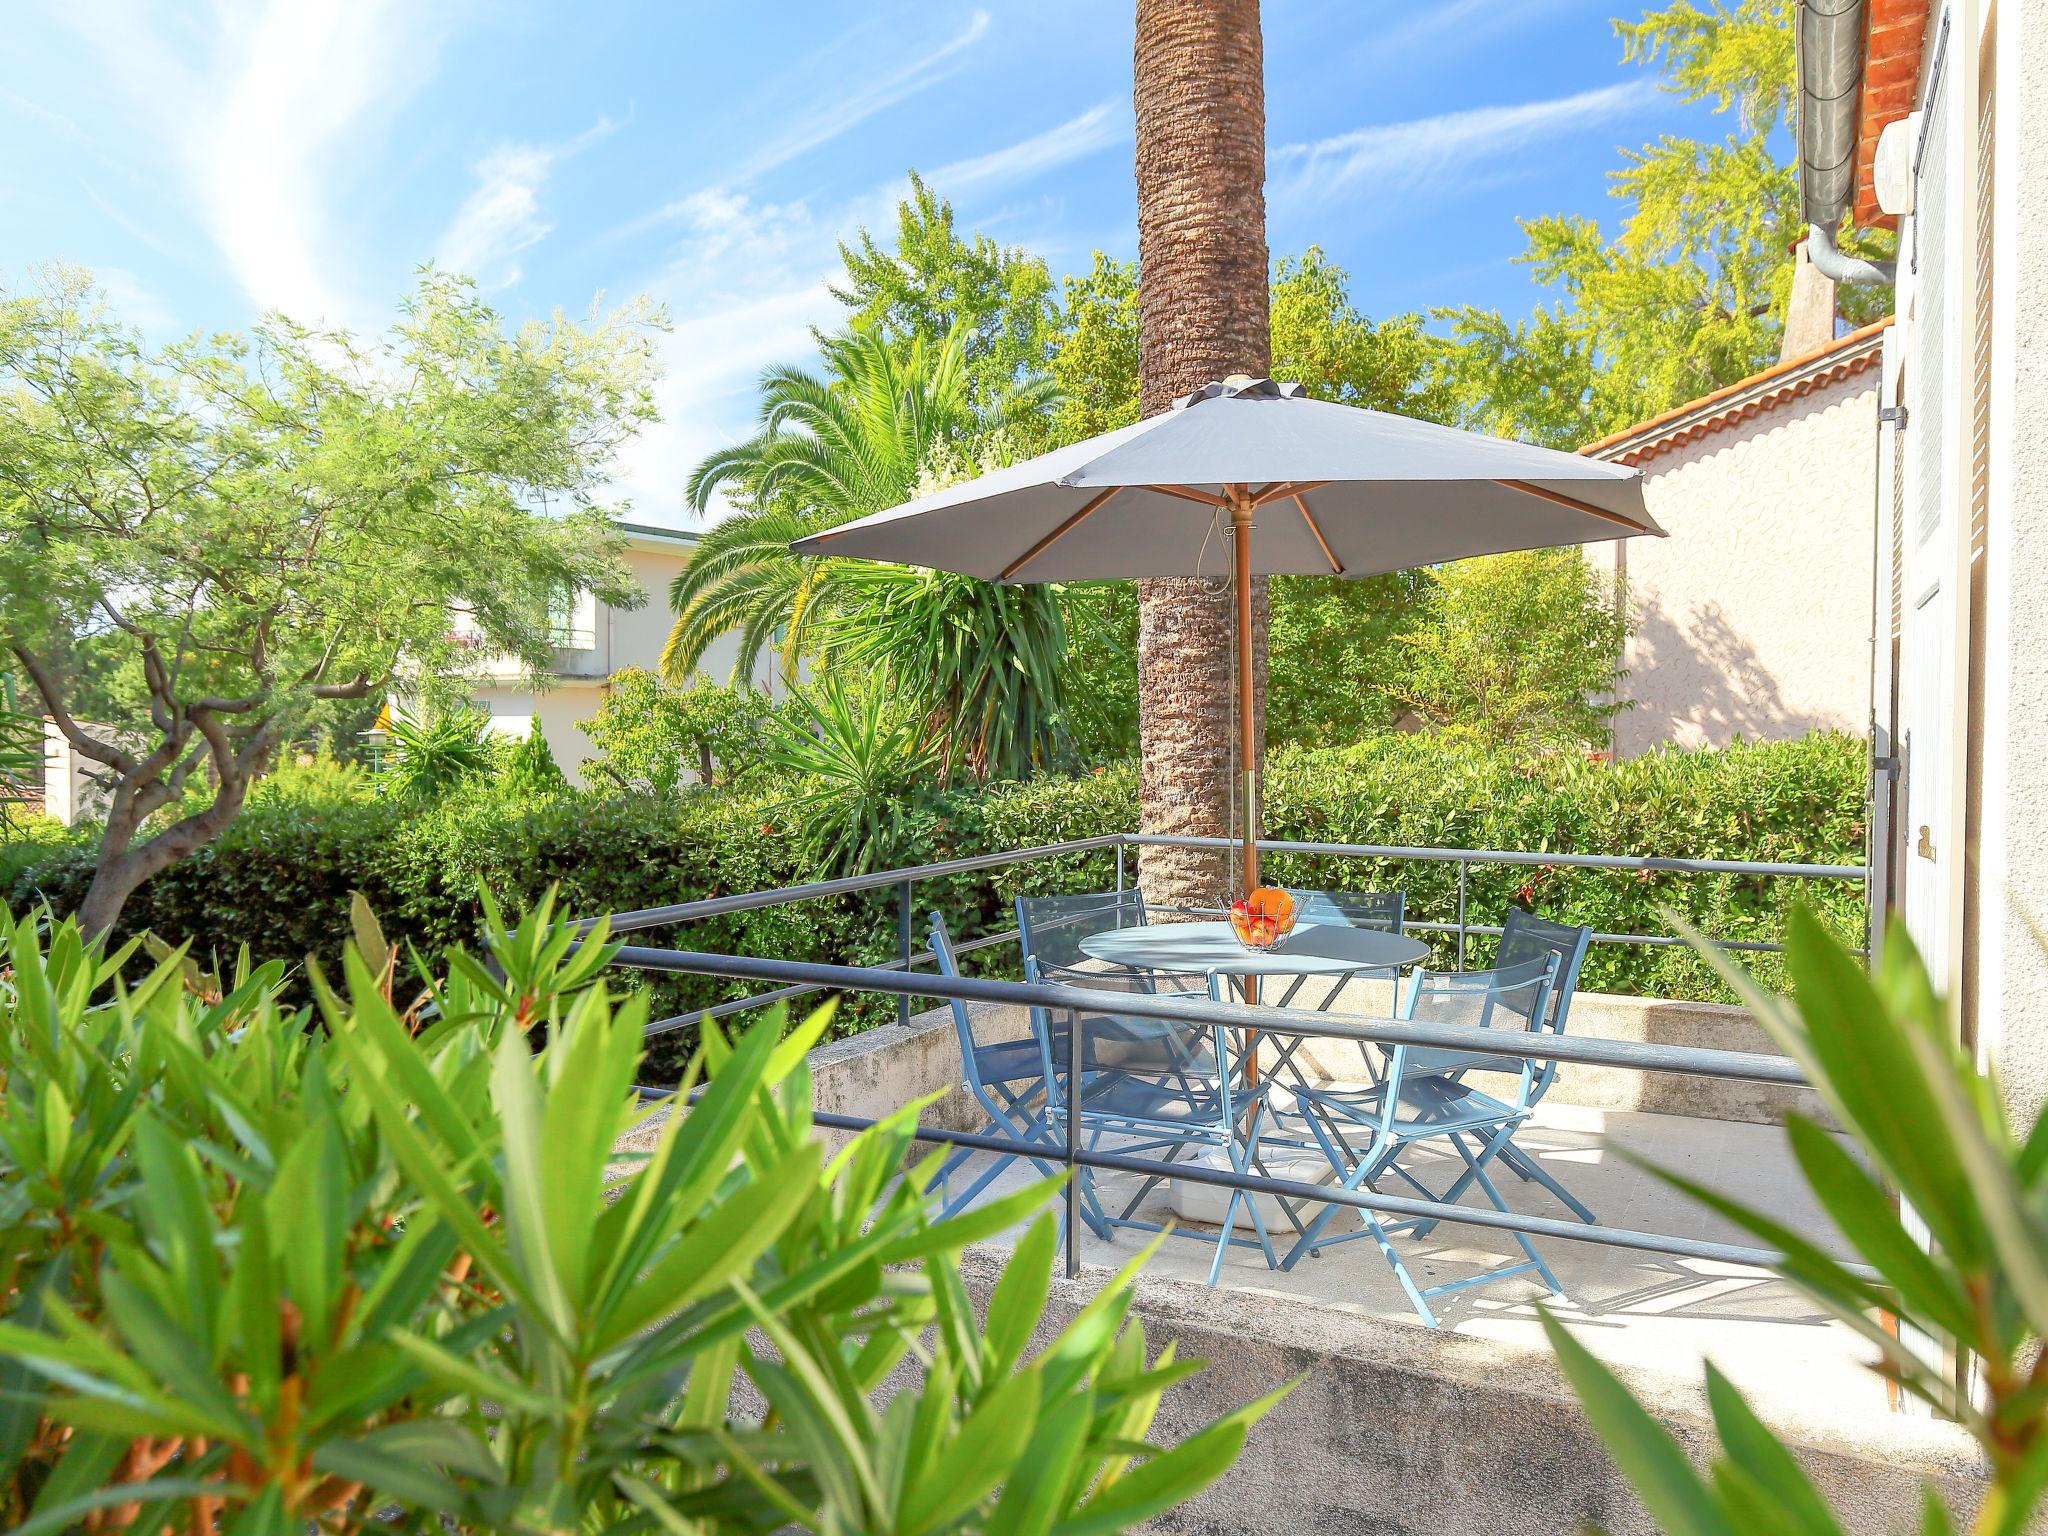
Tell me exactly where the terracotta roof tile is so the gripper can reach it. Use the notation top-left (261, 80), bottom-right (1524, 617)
top-left (1579, 318), bottom-right (1891, 467)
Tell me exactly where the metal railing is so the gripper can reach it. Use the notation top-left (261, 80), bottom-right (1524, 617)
top-left (590, 832), bottom-right (1866, 1036)
top-left (608, 941), bottom-right (1875, 1288)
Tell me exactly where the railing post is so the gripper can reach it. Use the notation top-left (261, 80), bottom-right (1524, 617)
top-left (897, 879), bottom-right (914, 1028)
top-left (1116, 838), bottom-right (1126, 895)
top-left (1065, 1002), bottom-right (1082, 1279)
top-left (1455, 858), bottom-right (1469, 972)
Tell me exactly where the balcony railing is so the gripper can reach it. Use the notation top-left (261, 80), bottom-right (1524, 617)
top-left (581, 834), bottom-right (1871, 1284)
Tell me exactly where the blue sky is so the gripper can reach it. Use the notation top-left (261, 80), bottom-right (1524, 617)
top-left (1, 1), bottom-right (1721, 527)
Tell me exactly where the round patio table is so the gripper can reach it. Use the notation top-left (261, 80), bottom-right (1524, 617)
top-left (1080, 921), bottom-right (1429, 1086)
top-left (1079, 919), bottom-right (1426, 980)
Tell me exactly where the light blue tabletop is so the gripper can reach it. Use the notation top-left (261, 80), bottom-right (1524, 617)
top-left (1079, 920), bottom-right (1428, 977)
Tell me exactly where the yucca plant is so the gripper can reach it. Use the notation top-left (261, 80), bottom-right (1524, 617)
top-left (1543, 908), bottom-right (2046, 1535)
top-left (0, 892), bottom-right (1278, 1533)
top-left (383, 708), bottom-right (501, 802)
top-left (764, 677), bottom-right (942, 877)
top-left (819, 565), bottom-right (1071, 785)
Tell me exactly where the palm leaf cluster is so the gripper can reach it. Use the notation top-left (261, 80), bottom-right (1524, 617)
top-left (0, 673), bottom-right (39, 803)
top-left (662, 323), bottom-right (1065, 781)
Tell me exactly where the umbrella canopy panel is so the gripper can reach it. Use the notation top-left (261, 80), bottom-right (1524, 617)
top-left (792, 378), bottom-right (1661, 583)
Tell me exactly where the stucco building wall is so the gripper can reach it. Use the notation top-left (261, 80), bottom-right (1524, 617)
top-left (1587, 369), bottom-right (1880, 756)
top-left (463, 529), bottom-right (778, 787)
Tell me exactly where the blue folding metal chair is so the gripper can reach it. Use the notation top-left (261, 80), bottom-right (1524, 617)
top-left (928, 913), bottom-right (1082, 1228)
top-left (1280, 956), bottom-right (1563, 1326)
top-left (1024, 952), bottom-right (1282, 1286)
top-left (1410, 907), bottom-right (1597, 1232)
top-left (1256, 889), bottom-right (1410, 1084)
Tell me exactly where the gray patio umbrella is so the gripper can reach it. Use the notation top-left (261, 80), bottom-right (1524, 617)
top-left (792, 375), bottom-right (1661, 897)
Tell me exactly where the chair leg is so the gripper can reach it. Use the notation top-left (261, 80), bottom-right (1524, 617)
top-left (1280, 1115), bottom-right (1389, 1271)
top-left (1411, 1133), bottom-right (1594, 1238)
top-left (1363, 1208), bottom-right (1441, 1327)
top-left (1231, 1102), bottom-right (1282, 1269)
top-left (1457, 1128), bottom-right (1563, 1297)
top-left (1500, 1141), bottom-right (1598, 1224)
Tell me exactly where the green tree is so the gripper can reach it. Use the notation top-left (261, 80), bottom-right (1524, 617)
top-left (831, 171), bottom-right (1059, 417)
top-left (1436, 0), bottom-right (1895, 449)
top-left (1048, 253), bottom-right (1142, 445)
top-left (500, 714), bottom-right (571, 800)
top-left (1380, 548), bottom-right (1632, 751)
top-left (1047, 246), bottom-right (1451, 445)
top-left (1058, 574), bottom-right (1433, 764)
top-left (663, 325), bottom-right (1054, 682)
top-left (0, 267), bottom-right (658, 935)
top-left (581, 667), bottom-right (778, 794)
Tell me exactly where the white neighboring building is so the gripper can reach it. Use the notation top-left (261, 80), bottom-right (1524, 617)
top-left (454, 520), bottom-right (778, 785)
top-left (1581, 322), bottom-right (1887, 756)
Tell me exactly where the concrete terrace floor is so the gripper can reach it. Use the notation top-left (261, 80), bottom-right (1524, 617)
top-left (947, 1099), bottom-right (1888, 1424)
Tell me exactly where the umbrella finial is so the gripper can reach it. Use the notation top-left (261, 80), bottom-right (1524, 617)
top-left (1171, 377), bottom-right (1308, 410)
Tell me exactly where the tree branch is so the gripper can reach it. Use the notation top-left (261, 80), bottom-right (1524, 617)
top-left (8, 644), bottom-right (135, 773)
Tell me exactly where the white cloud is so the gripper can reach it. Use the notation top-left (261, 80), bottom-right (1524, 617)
top-left (927, 101), bottom-right (1128, 197)
top-left (725, 9), bottom-right (991, 185)
top-left (1271, 80), bottom-right (1660, 208)
top-left (436, 119), bottom-right (618, 290)
top-left (613, 99), bottom-right (1113, 526)
top-left (52, 0), bottom-right (455, 326)
top-left (612, 8), bottom-right (994, 250)
top-left (95, 267), bottom-right (179, 337)
top-left (1367, 0), bottom-right (1582, 64)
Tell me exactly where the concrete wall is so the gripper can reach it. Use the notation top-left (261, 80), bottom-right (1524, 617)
top-left (966, 1252), bottom-right (1984, 1535)
top-left (1588, 375), bottom-right (1879, 756)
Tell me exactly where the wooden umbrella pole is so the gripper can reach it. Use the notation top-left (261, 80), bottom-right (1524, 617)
top-left (1230, 486), bottom-right (1261, 1086)
top-left (1231, 487), bottom-right (1258, 896)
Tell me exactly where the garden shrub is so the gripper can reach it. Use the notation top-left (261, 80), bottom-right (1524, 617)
top-left (0, 899), bottom-right (1275, 1531)
top-left (7, 732), bottom-right (1869, 1077)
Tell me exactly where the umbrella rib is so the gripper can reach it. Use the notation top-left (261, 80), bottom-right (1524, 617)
top-left (1150, 484), bottom-right (1231, 509)
top-left (1495, 478), bottom-right (1648, 532)
top-left (1292, 492), bottom-right (1344, 574)
top-left (1250, 480), bottom-right (1330, 509)
top-left (998, 484), bottom-right (1125, 580)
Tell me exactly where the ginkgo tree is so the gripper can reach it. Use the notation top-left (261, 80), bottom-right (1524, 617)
top-left (0, 267), bottom-right (663, 936)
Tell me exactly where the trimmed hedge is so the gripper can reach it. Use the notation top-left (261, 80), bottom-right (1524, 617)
top-left (8, 733), bottom-right (1868, 1078)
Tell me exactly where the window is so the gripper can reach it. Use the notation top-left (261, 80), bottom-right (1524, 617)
top-left (547, 587), bottom-right (598, 651)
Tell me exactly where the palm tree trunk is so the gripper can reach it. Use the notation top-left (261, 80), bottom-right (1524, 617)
top-left (1133, 0), bottom-right (1271, 912)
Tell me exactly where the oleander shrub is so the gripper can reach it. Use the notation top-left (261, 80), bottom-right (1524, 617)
top-left (6, 732), bottom-right (1868, 1075)
top-left (0, 897), bottom-right (1278, 1533)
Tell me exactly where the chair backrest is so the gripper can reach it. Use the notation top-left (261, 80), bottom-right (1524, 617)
top-left (1492, 909), bottom-right (1592, 1100)
top-left (1024, 953), bottom-right (1219, 1080)
top-left (1015, 888), bottom-right (1148, 971)
top-left (1389, 956), bottom-right (1558, 1095)
top-left (929, 912), bottom-right (1005, 1105)
top-left (1495, 908), bottom-right (1592, 1033)
top-left (1287, 888), bottom-right (1405, 933)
